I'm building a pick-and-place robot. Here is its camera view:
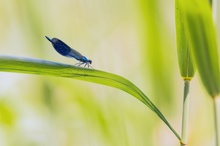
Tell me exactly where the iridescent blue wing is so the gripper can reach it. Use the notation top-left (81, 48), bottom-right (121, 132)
top-left (45, 36), bottom-right (83, 60)
top-left (46, 36), bottom-right (71, 56)
top-left (67, 48), bottom-right (83, 60)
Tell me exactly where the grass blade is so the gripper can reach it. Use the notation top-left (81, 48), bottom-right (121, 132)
top-left (0, 55), bottom-right (181, 141)
top-left (184, 0), bottom-right (220, 97)
top-left (175, 0), bottom-right (196, 80)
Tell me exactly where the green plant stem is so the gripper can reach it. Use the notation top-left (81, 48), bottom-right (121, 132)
top-left (181, 80), bottom-right (190, 146)
top-left (214, 97), bottom-right (220, 146)
top-left (212, 0), bottom-right (219, 145)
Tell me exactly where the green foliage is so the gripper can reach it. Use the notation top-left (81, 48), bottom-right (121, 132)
top-left (0, 55), bottom-right (181, 141)
top-left (183, 0), bottom-right (220, 97)
top-left (175, 0), bottom-right (196, 80)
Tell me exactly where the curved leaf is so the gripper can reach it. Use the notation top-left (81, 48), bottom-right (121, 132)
top-left (0, 55), bottom-right (181, 141)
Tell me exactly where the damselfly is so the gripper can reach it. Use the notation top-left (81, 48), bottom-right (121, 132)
top-left (45, 36), bottom-right (92, 68)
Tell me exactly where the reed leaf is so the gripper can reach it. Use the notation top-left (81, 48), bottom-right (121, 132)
top-left (0, 55), bottom-right (181, 141)
top-left (183, 0), bottom-right (220, 97)
top-left (175, 0), bottom-right (196, 80)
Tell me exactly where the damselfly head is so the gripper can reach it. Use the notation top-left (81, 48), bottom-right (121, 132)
top-left (81, 56), bottom-right (92, 64)
top-left (88, 59), bottom-right (92, 64)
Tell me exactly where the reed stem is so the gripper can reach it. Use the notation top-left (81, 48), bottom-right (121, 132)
top-left (214, 97), bottom-right (220, 146)
top-left (180, 80), bottom-right (190, 146)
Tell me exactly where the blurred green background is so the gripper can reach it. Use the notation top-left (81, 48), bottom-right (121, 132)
top-left (0, 0), bottom-right (217, 146)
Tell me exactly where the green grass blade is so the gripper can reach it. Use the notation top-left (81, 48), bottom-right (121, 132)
top-left (0, 55), bottom-right (181, 141)
top-left (184, 0), bottom-right (220, 97)
top-left (175, 0), bottom-right (196, 80)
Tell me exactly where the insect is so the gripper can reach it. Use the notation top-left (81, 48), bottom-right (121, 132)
top-left (45, 36), bottom-right (92, 68)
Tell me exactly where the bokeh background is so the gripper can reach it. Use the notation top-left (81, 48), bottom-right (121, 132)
top-left (0, 0), bottom-right (218, 146)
